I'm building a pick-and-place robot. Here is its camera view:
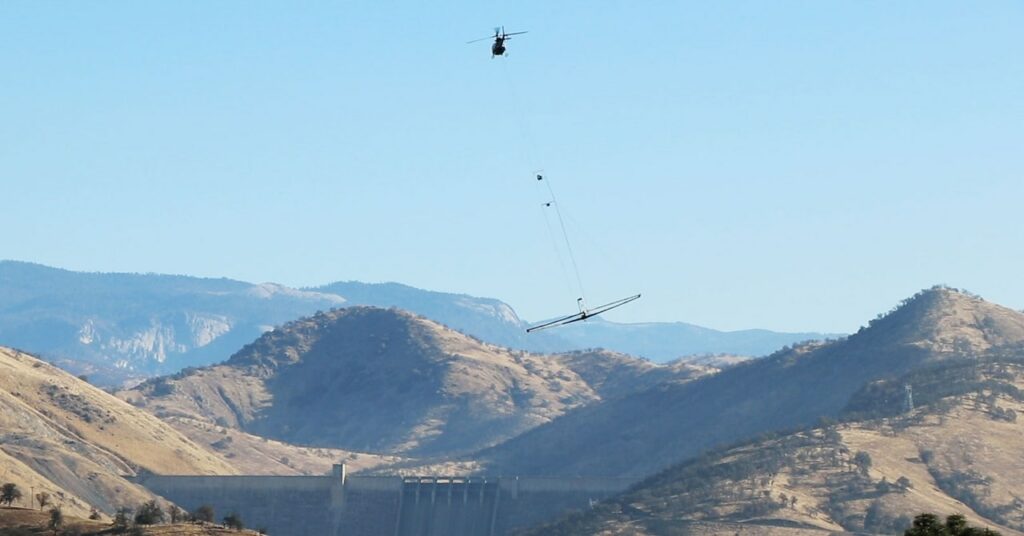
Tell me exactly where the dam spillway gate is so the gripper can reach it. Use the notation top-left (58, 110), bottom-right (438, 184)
top-left (134, 465), bottom-right (635, 536)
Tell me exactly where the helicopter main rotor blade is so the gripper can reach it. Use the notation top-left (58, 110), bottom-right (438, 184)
top-left (502, 31), bottom-right (528, 37)
top-left (466, 36), bottom-right (496, 44)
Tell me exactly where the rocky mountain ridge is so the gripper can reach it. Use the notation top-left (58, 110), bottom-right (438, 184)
top-left (0, 261), bottom-right (831, 384)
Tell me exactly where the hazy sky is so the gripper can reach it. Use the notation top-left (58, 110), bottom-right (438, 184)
top-left (2, 2), bottom-right (1022, 333)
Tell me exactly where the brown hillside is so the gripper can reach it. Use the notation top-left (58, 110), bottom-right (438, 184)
top-left (124, 307), bottom-right (710, 458)
top-left (0, 506), bottom-right (263, 535)
top-left (480, 287), bottom-right (1024, 478)
top-left (525, 360), bottom-right (1024, 535)
top-left (0, 347), bottom-right (235, 516)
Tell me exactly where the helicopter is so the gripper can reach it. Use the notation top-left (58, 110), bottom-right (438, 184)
top-left (467, 26), bottom-right (527, 57)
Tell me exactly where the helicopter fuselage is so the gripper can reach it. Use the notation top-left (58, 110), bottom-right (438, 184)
top-left (491, 38), bottom-right (506, 56)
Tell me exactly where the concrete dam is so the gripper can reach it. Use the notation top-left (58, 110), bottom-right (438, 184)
top-left (135, 465), bottom-right (634, 536)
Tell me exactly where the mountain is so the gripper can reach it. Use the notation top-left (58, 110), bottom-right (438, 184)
top-left (477, 287), bottom-right (1024, 478)
top-left (122, 307), bottom-right (711, 458)
top-left (526, 354), bottom-right (1024, 535)
top-left (311, 281), bottom-right (533, 350)
top-left (549, 317), bottom-right (833, 361)
top-left (0, 262), bottom-right (831, 385)
top-left (0, 261), bottom-right (345, 381)
top-left (0, 346), bottom-right (235, 518)
top-left (312, 281), bottom-right (834, 361)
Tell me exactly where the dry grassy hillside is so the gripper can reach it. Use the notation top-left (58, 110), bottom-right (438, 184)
top-left (0, 347), bottom-right (236, 516)
top-left (124, 307), bottom-right (709, 459)
top-left (0, 506), bottom-right (264, 535)
top-left (482, 287), bottom-right (1024, 478)
top-left (153, 416), bottom-right (406, 476)
top-left (525, 360), bottom-right (1024, 536)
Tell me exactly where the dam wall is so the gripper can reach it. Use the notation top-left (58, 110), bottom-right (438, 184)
top-left (135, 466), bottom-right (634, 536)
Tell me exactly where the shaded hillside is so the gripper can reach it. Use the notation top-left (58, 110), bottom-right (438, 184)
top-left (552, 351), bottom-right (715, 400)
top-left (480, 287), bottom-right (1024, 477)
top-left (524, 357), bottom-right (1024, 536)
top-left (0, 347), bottom-right (236, 517)
top-left (124, 307), bottom-right (710, 458)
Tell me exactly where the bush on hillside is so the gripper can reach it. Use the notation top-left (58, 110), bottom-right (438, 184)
top-left (223, 512), bottom-right (244, 530)
top-left (134, 500), bottom-right (164, 525)
top-left (1, 482), bottom-right (23, 506)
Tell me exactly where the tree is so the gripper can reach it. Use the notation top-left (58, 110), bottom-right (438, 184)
top-left (853, 451), bottom-right (873, 476)
top-left (946, 514), bottom-right (968, 536)
top-left (904, 513), bottom-right (1002, 536)
top-left (1, 483), bottom-right (22, 506)
top-left (113, 507), bottom-right (133, 532)
top-left (89, 508), bottom-right (102, 520)
top-left (48, 507), bottom-right (63, 535)
top-left (223, 512), bottom-right (244, 530)
top-left (36, 491), bottom-right (51, 510)
top-left (194, 504), bottom-right (215, 523)
top-left (169, 504), bottom-right (184, 524)
top-left (134, 500), bottom-right (165, 525)
top-left (877, 477), bottom-right (893, 494)
top-left (905, 513), bottom-right (946, 536)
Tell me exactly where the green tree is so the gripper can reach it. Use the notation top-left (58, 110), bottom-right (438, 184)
top-left (853, 451), bottom-right (873, 476)
top-left (896, 476), bottom-right (912, 491)
top-left (1, 483), bottom-right (22, 506)
top-left (134, 500), bottom-right (164, 525)
top-left (48, 507), bottom-right (63, 535)
top-left (113, 506), bottom-right (133, 532)
top-left (194, 504), bottom-right (215, 523)
top-left (904, 513), bottom-right (1002, 536)
top-left (36, 491), bottom-right (51, 510)
top-left (223, 512), bottom-right (244, 530)
top-left (876, 477), bottom-right (893, 494)
top-left (905, 513), bottom-right (947, 536)
top-left (946, 514), bottom-right (968, 536)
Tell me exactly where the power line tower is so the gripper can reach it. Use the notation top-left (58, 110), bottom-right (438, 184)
top-left (904, 383), bottom-right (914, 414)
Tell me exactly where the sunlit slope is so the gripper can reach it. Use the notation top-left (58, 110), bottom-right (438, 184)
top-left (124, 307), bottom-right (711, 458)
top-left (0, 347), bottom-right (236, 515)
top-left (481, 287), bottom-right (1024, 477)
top-left (526, 359), bottom-right (1024, 535)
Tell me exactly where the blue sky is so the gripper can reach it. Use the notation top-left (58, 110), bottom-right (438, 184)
top-left (2, 1), bottom-right (1022, 333)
